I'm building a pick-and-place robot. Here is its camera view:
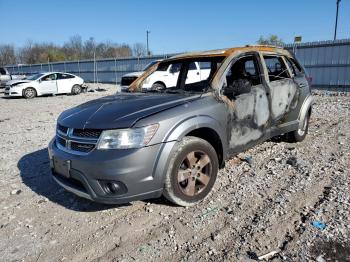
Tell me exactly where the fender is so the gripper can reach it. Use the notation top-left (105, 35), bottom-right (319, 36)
top-left (152, 115), bottom-right (227, 189)
top-left (298, 94), bottom-right (313, 129)
top-left (165, 115), bottom-right (226, 144)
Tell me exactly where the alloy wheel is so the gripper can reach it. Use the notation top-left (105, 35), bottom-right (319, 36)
top-left (176, 151), bottom-right (212, 196)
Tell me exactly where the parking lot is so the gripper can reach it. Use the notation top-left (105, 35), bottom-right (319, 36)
top-left (0, 85), bottom-right (349, 261)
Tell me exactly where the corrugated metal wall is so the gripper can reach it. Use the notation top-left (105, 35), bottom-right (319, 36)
top-left (284, 39), bottom-right (350, 91)
top-left (5, 39), bottom-right (350, 90)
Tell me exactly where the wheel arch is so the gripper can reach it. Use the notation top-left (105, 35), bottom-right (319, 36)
top-left (152, 81), bottom-right (166, 87)
top-left (164, 116), bottom-right (226, 167)
top-left (298, 95), bottom-right (313, 129)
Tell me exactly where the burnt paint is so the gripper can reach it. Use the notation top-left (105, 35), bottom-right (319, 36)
top-left (222, 84), bottom-right (270, 153)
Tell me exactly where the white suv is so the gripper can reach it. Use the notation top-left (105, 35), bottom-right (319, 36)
top-left (141, 62), bottom-right (211, 90)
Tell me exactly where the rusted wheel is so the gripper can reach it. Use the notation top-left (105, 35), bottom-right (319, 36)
top-left (177, 151), bottom-right (212, 197)
top-left (163, 136), bottom-right (218, 206)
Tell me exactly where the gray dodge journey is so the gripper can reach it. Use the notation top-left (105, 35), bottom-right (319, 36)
top-left (48, 45), bottom-right (313, 206)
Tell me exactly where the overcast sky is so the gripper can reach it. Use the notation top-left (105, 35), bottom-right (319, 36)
top-left (1, 0), bottom-right (349, 54)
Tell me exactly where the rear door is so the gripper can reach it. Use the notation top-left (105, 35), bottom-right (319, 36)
top-left (262, 55), bottom-right (300, 124)
top-left (56, 73), bottom-right (75, 94)
top-left (39, 73), bottom-right (57, 94)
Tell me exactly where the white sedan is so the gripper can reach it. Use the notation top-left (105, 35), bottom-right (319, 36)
top-left (4, 72), bottom-right (85, 99)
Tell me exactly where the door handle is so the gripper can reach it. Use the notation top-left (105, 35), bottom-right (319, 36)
top-left (196, 72), bottom-right (200, 75)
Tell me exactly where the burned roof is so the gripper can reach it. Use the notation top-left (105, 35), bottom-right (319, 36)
top-left (168, 45), bottom-right (292, 60)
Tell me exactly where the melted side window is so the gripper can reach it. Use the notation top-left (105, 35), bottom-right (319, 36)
top-left (223, 55), bottom-right (262, 99)
top-left (263, 56), bottom-right (290, 81)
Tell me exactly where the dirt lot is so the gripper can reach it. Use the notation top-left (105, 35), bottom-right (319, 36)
top-left (0, 85), bottom-right (349, 262)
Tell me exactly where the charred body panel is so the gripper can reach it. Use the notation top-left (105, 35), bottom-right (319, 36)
top-left (228, 85), bottom-right (270, 148)
top-left (268, 79), bottom-right (300, 120)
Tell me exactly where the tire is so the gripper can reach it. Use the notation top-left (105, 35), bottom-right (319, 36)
top-left (151, 82), bottom-right (165, 90)
top-left (71, 85), bottom-right (82, 95)
top-left (163, 136), bottom-right (219, 207)
top-left (287, 113), bottom-right (310, 142)
top-left (23, 87), bottom-right (36, 99)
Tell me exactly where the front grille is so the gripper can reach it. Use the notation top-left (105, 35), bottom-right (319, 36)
top-left (57, 136), bottom-right (66, 147)
top-left (72, 129), bottom-right (102, 139)
top-left (56, 125), bottom-right (102, 154)
top-left (121, 76), bottom-right (138, 86)
top-left (57, 124), bottom-right (68, 134)
top-left (71, 142), bottom-right (95, 153)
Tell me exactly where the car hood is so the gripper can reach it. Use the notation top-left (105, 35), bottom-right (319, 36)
top-left (122, 72), bottom-right (144, 78)
top-left (7, 79), bottom-right (33, 85)
top-left (58, 93), bottom-right (202, 129)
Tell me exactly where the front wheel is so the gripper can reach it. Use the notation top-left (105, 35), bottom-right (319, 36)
top-left (151, 82), bottom-right (165, 90)
top-left (163, 136), bottom-right (219, 207)
top-left (23, 87), bottom-right (36, 99)
top-left (71, 85), bottom-right (82, 95)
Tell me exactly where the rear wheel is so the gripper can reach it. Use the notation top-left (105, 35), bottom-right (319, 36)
top-left (287, 113), bottom-right (310, 142)
top-left (23, 88), bottom-right (36, 99)
top-left (71, 85), bottom-right (82, 95)
top-left (163, 136), bottom-right (219, 207)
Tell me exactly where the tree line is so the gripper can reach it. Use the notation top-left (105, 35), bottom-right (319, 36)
top-left (0, 34), bottom-right (284, 66)
top-left (0, 35), bottom-right (149, 66)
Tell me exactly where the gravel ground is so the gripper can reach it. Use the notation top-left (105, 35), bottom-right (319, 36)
top-left (0, 85), bottom-right (349, 262)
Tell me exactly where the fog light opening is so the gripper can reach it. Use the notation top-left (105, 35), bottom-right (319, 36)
top-left (100, 181), bottom-right (127, 196)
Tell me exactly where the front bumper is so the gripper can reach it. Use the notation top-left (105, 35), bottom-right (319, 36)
top-left (4, 86), bottom-right (22, 96)
top-left (48, 138), bottom-right (173, 204)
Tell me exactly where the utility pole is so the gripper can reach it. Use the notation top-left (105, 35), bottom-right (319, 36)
top-left (146, 30), bottom-right (151, 56)
top-left (334, 0), bottom-right (341, 40)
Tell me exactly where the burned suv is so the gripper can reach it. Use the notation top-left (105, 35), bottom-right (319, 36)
top-left (48, 46), bottom-right (313, 206)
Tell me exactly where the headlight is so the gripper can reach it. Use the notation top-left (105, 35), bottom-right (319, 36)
top-left (97, 124), bottom-right (159, 149)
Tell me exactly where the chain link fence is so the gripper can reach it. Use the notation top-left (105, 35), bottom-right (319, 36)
top-left (5, 39), bottom-right (350, 91)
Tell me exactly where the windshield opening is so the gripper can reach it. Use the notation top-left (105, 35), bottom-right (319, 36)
top-left (25, 73), bottom-right (45, 80)
top-left (139, 56), bottom-right (225, 93)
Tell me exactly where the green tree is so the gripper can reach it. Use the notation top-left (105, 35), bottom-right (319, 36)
top-left (257, 35), bottom-right (285, 47)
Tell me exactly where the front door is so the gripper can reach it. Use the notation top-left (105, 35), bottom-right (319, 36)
top-left (222, 53), bottom-right (270, 153)
top-left (185, 62), bottom-right (201, 85)
top-left (39, 73), bottom-right (57, 94)
top-left (166, 63), bottom-right (181, 87)
top-left (56, 73), bottom-right (75, 94)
